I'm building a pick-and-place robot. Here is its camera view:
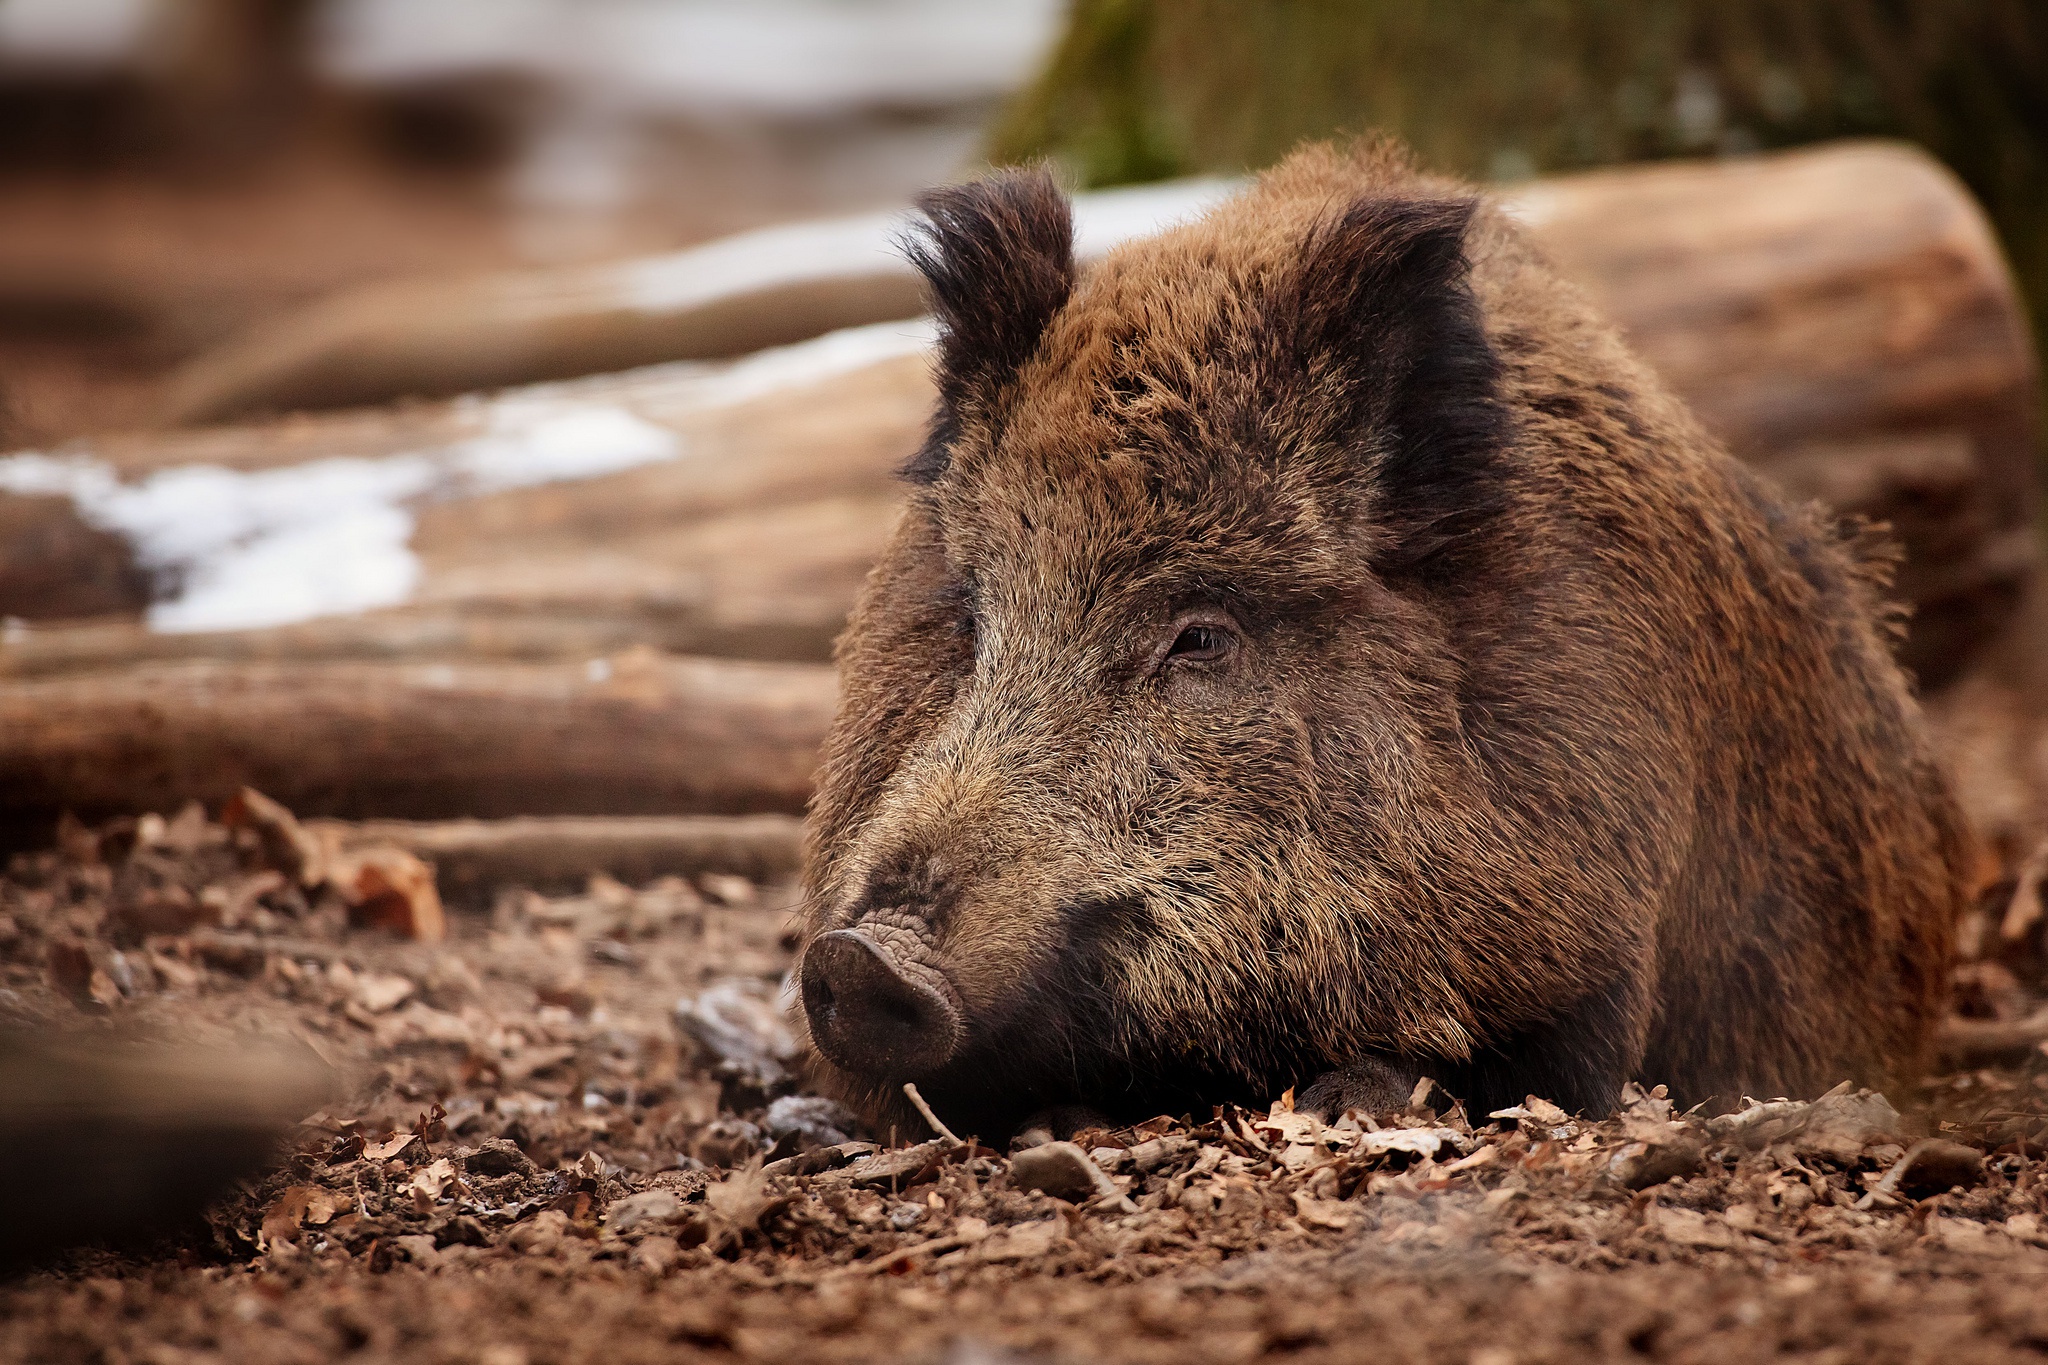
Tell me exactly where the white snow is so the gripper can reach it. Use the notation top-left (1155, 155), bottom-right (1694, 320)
top-left (614, 210), bottom-right (911, 315)
top-left (1069, 179), bottom-right (1244, 258)
top-left (0, 319), bottom-right (935, 635)
top-left (614, 178), bottom-right (1244, 314)
top-left (0, 0), bottom-right (165, 71)
top-left (315, 0), bottom-right (1067, 116)
top-left (0, 168), bottom-right (1237, 636)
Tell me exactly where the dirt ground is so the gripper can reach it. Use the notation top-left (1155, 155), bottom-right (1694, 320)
top-left (0, 806), bottom-right (2044, 1365)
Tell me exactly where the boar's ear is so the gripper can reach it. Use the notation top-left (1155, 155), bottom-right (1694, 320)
top-left (1292, 196), bottom-right (1509, 576)
top-left (898, 167), bottom-right (1076, 484)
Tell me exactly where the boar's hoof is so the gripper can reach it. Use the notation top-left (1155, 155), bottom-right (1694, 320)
top-left (801, 929), bottom-right (960, 1077)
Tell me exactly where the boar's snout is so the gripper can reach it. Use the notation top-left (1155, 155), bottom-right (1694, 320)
top-left (800, 928), bottom-right (961, 1078)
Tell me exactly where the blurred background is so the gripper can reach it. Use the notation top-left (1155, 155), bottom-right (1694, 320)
top-left (0, 0), bottom-right (2039, 445)
top-left (0, 0), bottom-right (2042, 858)
top-left (0, 0), bottom-right (1064, 441)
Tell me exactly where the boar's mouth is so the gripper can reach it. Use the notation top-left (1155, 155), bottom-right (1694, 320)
top-left (800, 927), bottom-right (963, 1078)
top-left (800, 904), bottom-right (1271, 1140)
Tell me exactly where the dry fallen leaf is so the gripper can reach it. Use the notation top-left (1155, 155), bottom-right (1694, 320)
top-left (1358, 1127), bottom-right (1463, 1159)
top-left (333, 847), bottom-right (447, 943)
top-left (221, 787), bottom-right (325, 886)
top-left (411, 1158), bottom-right (457, 1202)
top-left (697, 874), bottom-right (757, 907)
top-left (364, 1132), bottom-right (419, 1162)
top-left (261, 1185), bottom-right (343, 1249)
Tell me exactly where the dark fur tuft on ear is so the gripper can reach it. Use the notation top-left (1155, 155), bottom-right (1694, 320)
top-left (1293, 197), bottom-right (1509, 578)
top-left (898, 167), bottom-right (1076, 484)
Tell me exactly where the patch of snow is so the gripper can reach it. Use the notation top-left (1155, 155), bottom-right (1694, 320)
top-left (1069, 179), bottom-right (1243, 259)
top-left (446, 404), bottom-right (678, 496)
top-left (614, 179), bottom-right (1243, 315)
top-left (0, 0), bottom-right (165, 71)
top-left (0, 320), bottom-right (936, 634)
top-left (613, 210), bottom-right (910, 315)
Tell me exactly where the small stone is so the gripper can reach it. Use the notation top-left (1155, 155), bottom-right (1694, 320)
top-left (763, 1094), bottom-right (858, 1149)
top-left (605, 1189), bottom-right (684, 1236)
top-left (1011, 1141), bottom-right (1119, 1204)
top-left (465, 1137), bottom-right (536, 1179)
top-left (675, 977), bottom-right (797, 1086)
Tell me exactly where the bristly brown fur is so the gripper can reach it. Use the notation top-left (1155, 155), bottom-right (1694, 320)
top-left (800, 138), bottom-right (1971, 1142)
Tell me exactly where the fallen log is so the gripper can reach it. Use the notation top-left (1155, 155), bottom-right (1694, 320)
top-left (312, 813), bottom-right (805, 901)
top-left (0, 331), bottom-right (929, 635)
top-left (157, 180), bottom-right (1237, 425)
top-left (0, 1030), bottom-right (333, 1275)
top-left (0, 141), bottom-right (2036, 687)
top-left (0, 482), bottom-right (898, 677)
top-left (1514, 142), bottom-right (2040, 685)
top-left (0, 654), bottom-right (836, 843)
top-left (359, 143), bottom-right (2048, 687)
top-left (1934, 1009), bottom-right (2048, 1068)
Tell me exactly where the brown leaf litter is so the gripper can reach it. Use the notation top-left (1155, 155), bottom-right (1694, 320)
top-left (0, 807), bottom-right (2044, 1363)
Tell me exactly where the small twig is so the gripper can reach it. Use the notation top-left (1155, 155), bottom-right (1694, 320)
top-left (859, 1233), bottom-right (976, 1275)
top-left (1936, 1008), bottom-right (2048, 1066)
top-left (903, 1082), bottom-right (962, 1147)
top-left (1856, 1138), bottom-right (1937, 1210)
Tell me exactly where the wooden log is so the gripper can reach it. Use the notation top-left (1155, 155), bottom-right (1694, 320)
top-left (0, 334), bottom-right (927, 639)
top-left (0, 1030), bottom-right (332, 1274)
top-left (0, 500), bottom-right (896, 682)
top-left (1513, 141), bottom-right (2040, 687)
top-left (1934, 1008), bottom-right (2048, 1068)
top-left (1, 142), bottom-right (2035, 685)
top-left (311, 813), bottom-right (804, 900)
top-left (0, 654), bottom-right (836, 843)
top-left (346, 143), bottom-right (2048, 687)
top-left (159, 181), bottom-right (1238, 425)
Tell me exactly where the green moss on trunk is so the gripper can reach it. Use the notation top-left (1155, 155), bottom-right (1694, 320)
top-left (990, 0), bottom-right (2048, 339)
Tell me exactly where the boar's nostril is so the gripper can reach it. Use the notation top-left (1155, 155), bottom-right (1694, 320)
top-left (800, 929), bottom-right (961, 1078)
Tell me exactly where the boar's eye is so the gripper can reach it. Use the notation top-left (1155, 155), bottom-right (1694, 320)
top-left (1164, 621), bottom-right (1235, 665)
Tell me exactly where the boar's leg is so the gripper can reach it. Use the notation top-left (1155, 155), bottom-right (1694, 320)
top-left (1298, 1056), bottom-right (1420, 1119)
top-left (1437, 972), bottom-right (1647, 1118)
top-left (1011, 1104), bottom-right (1114, 1149)
top-left (1304, 974), bottom-right (1646, 1121)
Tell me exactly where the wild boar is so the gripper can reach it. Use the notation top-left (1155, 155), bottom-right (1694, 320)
top-left (796, 141), bottom-right (1970, 1141)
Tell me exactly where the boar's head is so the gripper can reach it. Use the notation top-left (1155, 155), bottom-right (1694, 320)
top-left (796, 149), bottom-right (1666, 1141)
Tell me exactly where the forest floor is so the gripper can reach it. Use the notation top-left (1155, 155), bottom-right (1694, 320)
top-left (0, 805), bottom-right (2046, 1365)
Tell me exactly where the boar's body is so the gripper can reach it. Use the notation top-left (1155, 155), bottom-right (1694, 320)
top-left (797, 142), bottom-right (1970, 1141)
